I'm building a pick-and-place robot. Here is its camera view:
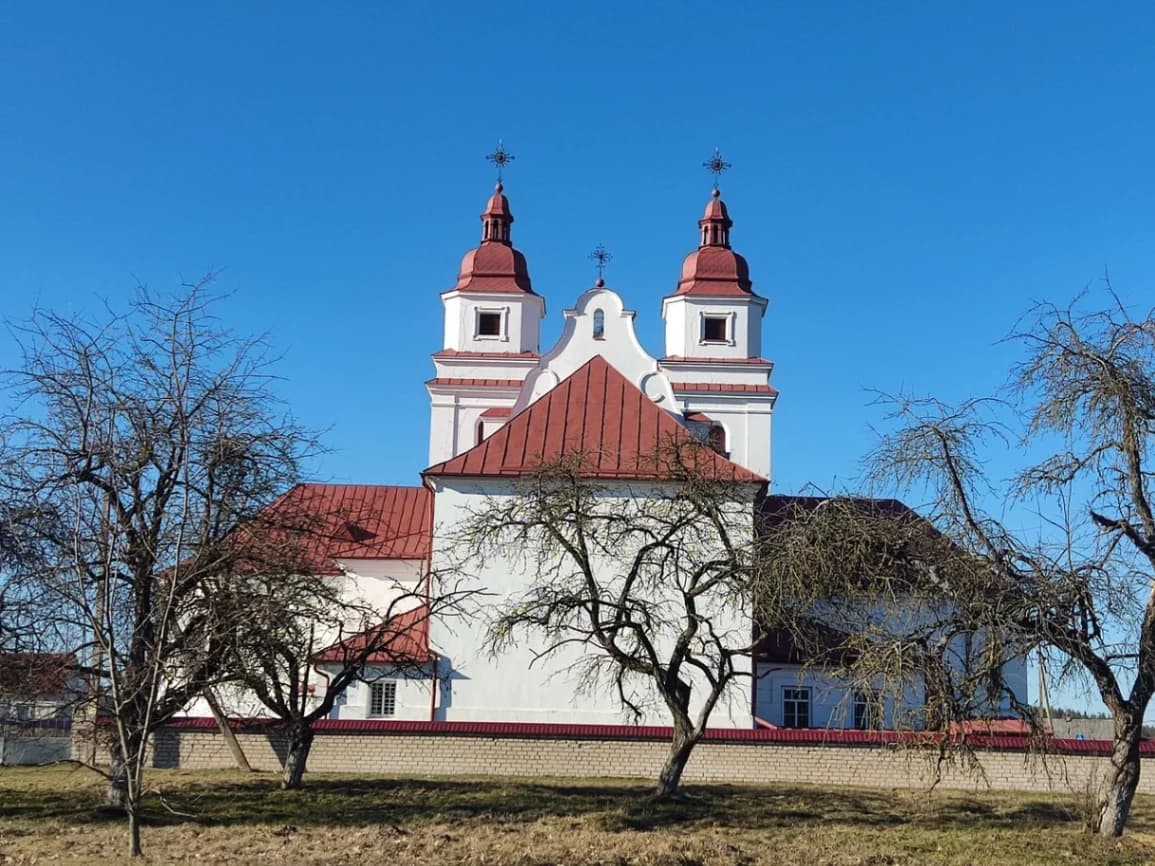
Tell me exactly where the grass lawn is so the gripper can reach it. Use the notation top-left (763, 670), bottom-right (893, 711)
top-left (2, 767), bottom-right (1154, 865)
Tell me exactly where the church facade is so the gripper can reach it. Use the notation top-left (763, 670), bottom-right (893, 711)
top-left (197, 171), bottom-right (1027, 731)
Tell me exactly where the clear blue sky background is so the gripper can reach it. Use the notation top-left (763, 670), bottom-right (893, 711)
top-left (2, 2), bottom-right (1153, 713)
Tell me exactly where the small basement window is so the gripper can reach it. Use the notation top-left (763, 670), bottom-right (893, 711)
top-left (477, 311), bottom-right (503, 338)
top-left (369, 681), bottom-right (397, 717)
top-left (702, 315), bottom-right (728, 343)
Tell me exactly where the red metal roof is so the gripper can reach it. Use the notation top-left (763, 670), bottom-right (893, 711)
top-left (671, 382), bottom-right (779, 395)
top-left (481, 407), bottom-right (512, 418)
top-left (669, 190), bottom-right (764, 298)
top-left (156, 717), bottom-right (1152, 755)
top-left (451, 184), bottom-right (536, 295)
top-left (432, 349), bottom-right (540, 360)
top-left (251, 484), bottom-right (432, 574)
top-left (424, 355), bottom-right (766, 483)
top-left (0, 653), bottom-right (75, 697)
top-left (427, 378), bottom-right (522, 388)
top-left (758, 495), bottom-right (921, 530)
top-left (662, 356), bottom-right (773, 365)
top-left (673, 246), bottom-right (755, 296)
top-left (454, 243), bottom-right (536, 294)
top-left (312, 605), bottom-right (431, 665)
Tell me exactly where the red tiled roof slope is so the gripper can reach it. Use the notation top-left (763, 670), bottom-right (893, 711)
top-left (426, 378), bottom-right (522, 388)
top-left (672, 382), bottom-right (778, 395)
top-left (662, 356), bottom-right (773, 365)
top-left (255, 484), bottom-right (432, 574)
top-left (433, 349), bottom-right (540, 360)
top-left (0, 653), bottom-right (76, 696)
top-left (313, 605), bottom-right (431, 664)
top-left (424, 355), bottom-right (765, 483)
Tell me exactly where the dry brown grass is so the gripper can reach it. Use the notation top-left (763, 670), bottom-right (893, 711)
top-left (2, 766), bottom-right (1154, 865)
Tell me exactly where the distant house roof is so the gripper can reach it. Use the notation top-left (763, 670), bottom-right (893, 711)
top-left (758, 495), bottom-right (923, 534)
top-left (951, 719), bottom-right (1034, 736)
top-left (247, 484), bottom-right (432, 575)
top-left (423, 355), bottom-right (766, 483)
top-left (312, 605), bottom-right (432, 665)
top-left (0, 653), bottom-right (75, 697)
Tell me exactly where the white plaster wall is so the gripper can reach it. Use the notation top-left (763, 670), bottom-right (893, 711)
top-left (428, 477), bottom-right (756, 727)
top-left (675, 396), bottom-right (773, 481)
top-left (513, 287), bottom-right (677, 414)
top-left (790, 597), bottom-right (1032, 727)
top-left (441, 291), bottom-right (544, 354)
top-left (181, 559), bottom-right (429, 720)
top-left (754, 664), bottom-right (924, 730)
top-left (431, 357), bottom-right (540, 379)
top-left (427, 386), bottom-right (521, 465)
top-left (661, 295), bottom-right (766, 360)
top-left (327, 665), bottom-right (434, 721)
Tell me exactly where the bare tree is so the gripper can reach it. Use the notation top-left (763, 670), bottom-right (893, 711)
top-left (0, 281), bottom-right (318, 856)
top-left (759, 493), bottom-right (1034, 748)
top-left (453, 444), bottom-right (767, 797)
top-left (764, 290), bottom-right (1155, 837)
top-left (214, 552), bottom-right (475, 789)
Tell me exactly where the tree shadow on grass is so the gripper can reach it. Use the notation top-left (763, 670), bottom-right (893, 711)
top-left (4, 771), bottom-right (1150, 837)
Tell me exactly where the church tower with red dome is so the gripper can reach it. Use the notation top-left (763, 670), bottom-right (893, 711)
top-left (657, 183), bottom-right (776, 479)
top-left (426, 179), bottom-right (546, 465)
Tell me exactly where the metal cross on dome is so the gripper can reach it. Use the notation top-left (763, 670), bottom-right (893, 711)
top-left (703, 147), bottom-right (732, 189)
top-left (486, 138), bottom-right (515, 182)
top-left (589, 244), bottom-right (612, 282)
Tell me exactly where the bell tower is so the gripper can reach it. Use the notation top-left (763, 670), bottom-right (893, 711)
top-left (428, 144), bottom-right (546, 466)
top-left (658, 152), bottom-right (776, 480)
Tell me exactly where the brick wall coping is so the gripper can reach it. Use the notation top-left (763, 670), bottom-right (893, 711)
top-left (158, 716), bottom-right (1151, 757)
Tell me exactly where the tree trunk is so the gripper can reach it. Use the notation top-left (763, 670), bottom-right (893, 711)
top-left (656, 732), bottom-right (697, 798)
top-left (204, 688), bottom-right (252, 771)
top-left (106, 739), bottom-right (129, 809)
top-left (281, 725), bottom-right (314, 790)
top-left (106, 728), bottom-right (147, 855)
top-left (1095, 715), bottom-right (1144, 837)
top-left (127, 806), bottom-right (142, 857)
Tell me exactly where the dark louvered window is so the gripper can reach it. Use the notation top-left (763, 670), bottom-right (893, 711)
top-left (702, 315), bottom-right (727, 343)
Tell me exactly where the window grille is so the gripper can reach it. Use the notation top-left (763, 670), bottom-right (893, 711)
top-left (369, 681), bottom-right (397, 717)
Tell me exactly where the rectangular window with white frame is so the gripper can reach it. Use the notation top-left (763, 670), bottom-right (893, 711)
top-left (369, 681), bottom-right (397, 717)
top-left (782, 686), bottom-right (810, 728)
top-left (701, 314), bottom-right (728, 344)
top-left (853, 690), bottom-right (880, 730)
top-left (700, 311), bottom-right (737, 346)
top-left (475, 308), bottom-right (507, 340)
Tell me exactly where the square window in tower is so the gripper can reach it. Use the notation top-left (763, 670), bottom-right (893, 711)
top-left (477, 311), bottom-right (503, 338)
top-left (702, 315), bottom-right (728, 343)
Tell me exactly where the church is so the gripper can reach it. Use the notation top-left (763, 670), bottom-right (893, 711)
top-left (212, 157), bottom-right (1027, 732)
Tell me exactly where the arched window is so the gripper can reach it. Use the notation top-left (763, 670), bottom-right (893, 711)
top-left (593, 309), bottom-right (605, 340)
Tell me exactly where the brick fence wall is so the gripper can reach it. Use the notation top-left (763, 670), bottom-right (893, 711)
top-left (145, 721), bottom-right (1151, 797)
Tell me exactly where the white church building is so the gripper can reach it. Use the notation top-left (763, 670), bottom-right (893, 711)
top-left (210, 173), bottom-right (1027, 732)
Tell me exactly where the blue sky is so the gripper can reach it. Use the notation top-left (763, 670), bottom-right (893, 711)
top-left (2, 3), bottom-right (1153, 712)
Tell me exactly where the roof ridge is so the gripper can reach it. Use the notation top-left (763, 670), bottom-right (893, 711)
top-left (424, 354), bottom-right (765, 483)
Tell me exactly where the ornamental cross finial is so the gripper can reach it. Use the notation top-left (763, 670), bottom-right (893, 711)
top-left (703, 147), bottom-right (731, 189)
top-left (589, 244), bottom-right (612, 283)
top-left (486, 138), bottom-right (515, 183)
